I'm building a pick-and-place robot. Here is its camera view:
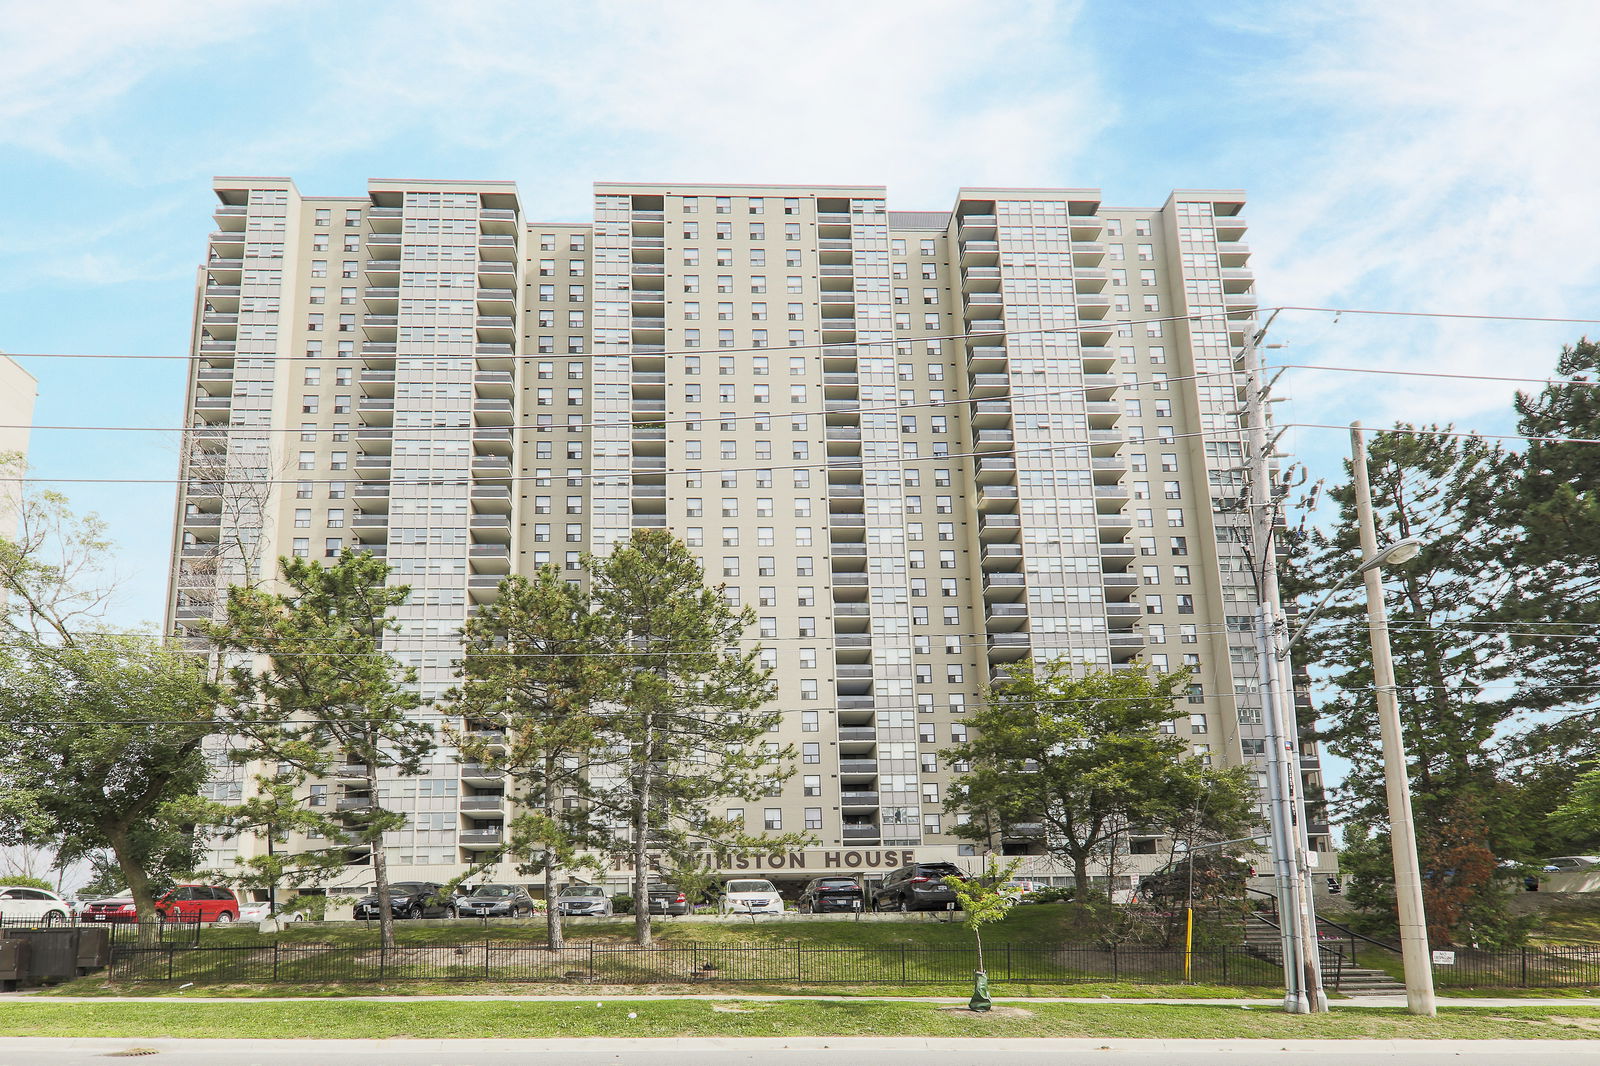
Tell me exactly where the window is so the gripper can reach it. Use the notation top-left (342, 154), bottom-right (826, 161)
top-left (764, 809), bottom-right (782, 830)
top-left (802, 741), bottom-right (821, 764)
top-left (805, 808), bottom-right (823, 830)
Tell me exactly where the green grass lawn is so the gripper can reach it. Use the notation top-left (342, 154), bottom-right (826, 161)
top-left (3, 1000), bottom-right (1599, 1039)
top-left (84, 906), bottom-right (1285, 994)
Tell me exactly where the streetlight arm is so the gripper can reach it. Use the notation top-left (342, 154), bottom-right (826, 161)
top-left (1277, 568), bottom-right (1362, 660)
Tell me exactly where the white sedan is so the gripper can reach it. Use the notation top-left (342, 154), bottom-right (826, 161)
top-left (0, 886), bottom-right (73, 924)
top-left (720, 879), bottom-right (784, 915)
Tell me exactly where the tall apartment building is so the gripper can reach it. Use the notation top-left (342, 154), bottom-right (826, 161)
top-left (169, 177), bottom-right (1332, 897)
top-left (1, 353), bottom-right (38, 537)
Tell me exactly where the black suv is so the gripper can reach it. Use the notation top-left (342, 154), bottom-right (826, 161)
top-left (871, 863), bottom-right (967, 912)
top-left (797, 876), bottom-right (864, 913)
top-left (353, 882), bottom-right (457, 920)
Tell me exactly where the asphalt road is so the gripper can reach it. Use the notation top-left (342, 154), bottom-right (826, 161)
top-left (1, 1038), bottom-right (1596, 1065)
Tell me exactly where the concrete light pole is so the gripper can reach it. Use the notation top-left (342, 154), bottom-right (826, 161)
top-left (1348, 421), bottom-right (1437, 1017)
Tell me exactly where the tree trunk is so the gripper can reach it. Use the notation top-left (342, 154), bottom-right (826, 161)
top-left (105, 824), bottom-right (159, 946)
top-left (1072, 860), bottom-right (1092, 902)
top-left (974, 926), bottom-right (985, 974)
top-left (632, 742), bottom-right (654, 947)
top-left (368, 768), bottom-right (397, 950)
top-left (544, 760), bottom-right (564, 951)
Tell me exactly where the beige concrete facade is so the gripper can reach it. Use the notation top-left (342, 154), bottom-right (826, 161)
top-left (0, 354), bottom-right (38, 539)
top-left (168, 178), bottom-right (1331, 901)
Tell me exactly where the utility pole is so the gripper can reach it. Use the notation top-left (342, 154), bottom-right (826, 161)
top-left (1239, 314), bottom-right (1326, 1013)
top-left (1348, 421), bottom-right (1437, 1016)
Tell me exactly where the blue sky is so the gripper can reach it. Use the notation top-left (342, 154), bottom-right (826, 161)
top-left (4, 0), bottom-right (1598, 635)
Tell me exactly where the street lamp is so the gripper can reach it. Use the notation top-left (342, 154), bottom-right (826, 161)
top-left (1279, 427), bottom-right (1434, 1016)
top-left (1348, 423), bottom-right (1436, 1016)
top-left (1278, 537), bottom-right (1424, 661)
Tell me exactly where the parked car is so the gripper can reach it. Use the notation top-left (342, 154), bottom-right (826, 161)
top-left (79, 897), bottom-right (139, 923)
top-left (156, 885), bottom-right (241, 924)
top-left (555, 884), bottom-right (614, 917)
top-left (871, 863), bottom-right (966, 912)
top-left (645, 884), bottom-right (693, 916)
top-left (721, 878), bottom-right (784, 915)
top-left (1542, 856), bottom-right (1600, 873)
top-left (1137, 854), bottom-right (1252, 903)
top-left (1000, 879), bottom-right (1049, 902)
top-left (82, 884), bottom-right (241, 923)
top-left (353, 882), bottom-right (456, 920)
top-left (457, 883), bottom-right (537, 918)
top-left (797, 876), bottom-right (864, 913)
top-left (0, 886), bottom-right (73, 924)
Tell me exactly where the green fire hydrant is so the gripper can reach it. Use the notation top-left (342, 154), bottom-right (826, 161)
top-left (969, 969), bottom-right (991, 1012)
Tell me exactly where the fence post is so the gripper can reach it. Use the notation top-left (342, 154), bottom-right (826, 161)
top-left (485, 942), bottom-right (492, 980)
top-left (1520, 947), bottom-right (1528, 988)
top-left (272, 941), bottom-right (280, 983)
top-left (379, 941), bottom-right (386, 982)
top-left (166, 944), bottom-right (175, 983)
top-left (796, 941), bottom-right (803, 983)
top-left (1111, 944), bottom-right (1119, 981)
top-left (1222, 945), bottom-right (1229, 982)
top-left (588, 942), bottom-right (595, 983)
top-left (901, 943), bottom-right (907, 985)
top-left (1006, 943), bottom-right (1012, 982)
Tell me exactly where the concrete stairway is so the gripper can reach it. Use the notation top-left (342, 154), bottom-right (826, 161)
top-left (1242, 912), bottom-right (1408, 996)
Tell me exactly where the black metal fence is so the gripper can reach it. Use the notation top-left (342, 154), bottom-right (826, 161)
top-left (108, 941), bottom-right (1292, 987)
top-left (0, 917), bottom-right (201, 947)
top-left (1430, 945), bottom-right (1600, 989)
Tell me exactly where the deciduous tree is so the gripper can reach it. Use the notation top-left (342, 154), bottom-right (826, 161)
top-left (943, 660), bottom-right (1203, 900)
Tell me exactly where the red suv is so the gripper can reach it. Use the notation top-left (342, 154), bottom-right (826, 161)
top-left (157, 885), bottom-right (240, 924)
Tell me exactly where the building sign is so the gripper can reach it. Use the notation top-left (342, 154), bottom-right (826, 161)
top-left (610, 848), bottom-right (919, 874)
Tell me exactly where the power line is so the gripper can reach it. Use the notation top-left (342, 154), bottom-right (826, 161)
top-left (12, 427), bottom-right (1231, 487)
top-left (1, 308), bottom-right (1242, 365)
top-left (1, 365), bottom-right (1237, 437)
top-left (10, 303), bottom-right (1600, 368)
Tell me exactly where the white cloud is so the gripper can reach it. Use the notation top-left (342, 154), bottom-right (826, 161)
top-left (0, 0), bottom-right (306, 172)
top-left (233, 0), bottom-right (1107, 212)
top-left (1237, 1), bottom-right (1600, 431)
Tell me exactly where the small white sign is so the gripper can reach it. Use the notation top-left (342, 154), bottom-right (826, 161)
top-left (1432, 950), bottom-right (1456, 965)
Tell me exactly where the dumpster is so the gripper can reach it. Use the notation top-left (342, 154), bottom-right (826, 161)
top-left (1, 928), bottom-right (80, 981)
top-left (76, 926), bottom-right (111, 975)
top-left (0, 939), bottom-right (29, 991)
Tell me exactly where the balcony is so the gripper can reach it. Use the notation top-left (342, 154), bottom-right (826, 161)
top-left (470, 485), bottom-right (512, 512)
top-left (460, 794), bottom-right (506, 814)
top-left (838, 759), bottom-right (879, 775)
top-left (470, 514), bottom-right (512, 542)
top-left (469, 543), bottom-right (511, 573)
top-left (474, 398), bottom-right (514, 425)
top-left (473, 428), bottom-right (513, 455)
top-left (839, 791), bottom-right (879, 807)
top-left (459, 763), bottom-right (504, 783)
top-left (1214, 216), bottom-right (1249, 239)
top-left (841, 825), bottom-right (880, 840)
top-left (459, 828), bottom-right (504, 848)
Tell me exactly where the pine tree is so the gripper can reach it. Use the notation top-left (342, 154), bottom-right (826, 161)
top-left (584, 530), bottom-right (793, 947)
top-left (207, 550), bottom-right (432, 949)
top-left (435, 568), bottom-right (609, 949)
top-left (1508, 338), bottom-right (1600, 759)
top-left (1287, 427), bottom-right (1524, 945)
